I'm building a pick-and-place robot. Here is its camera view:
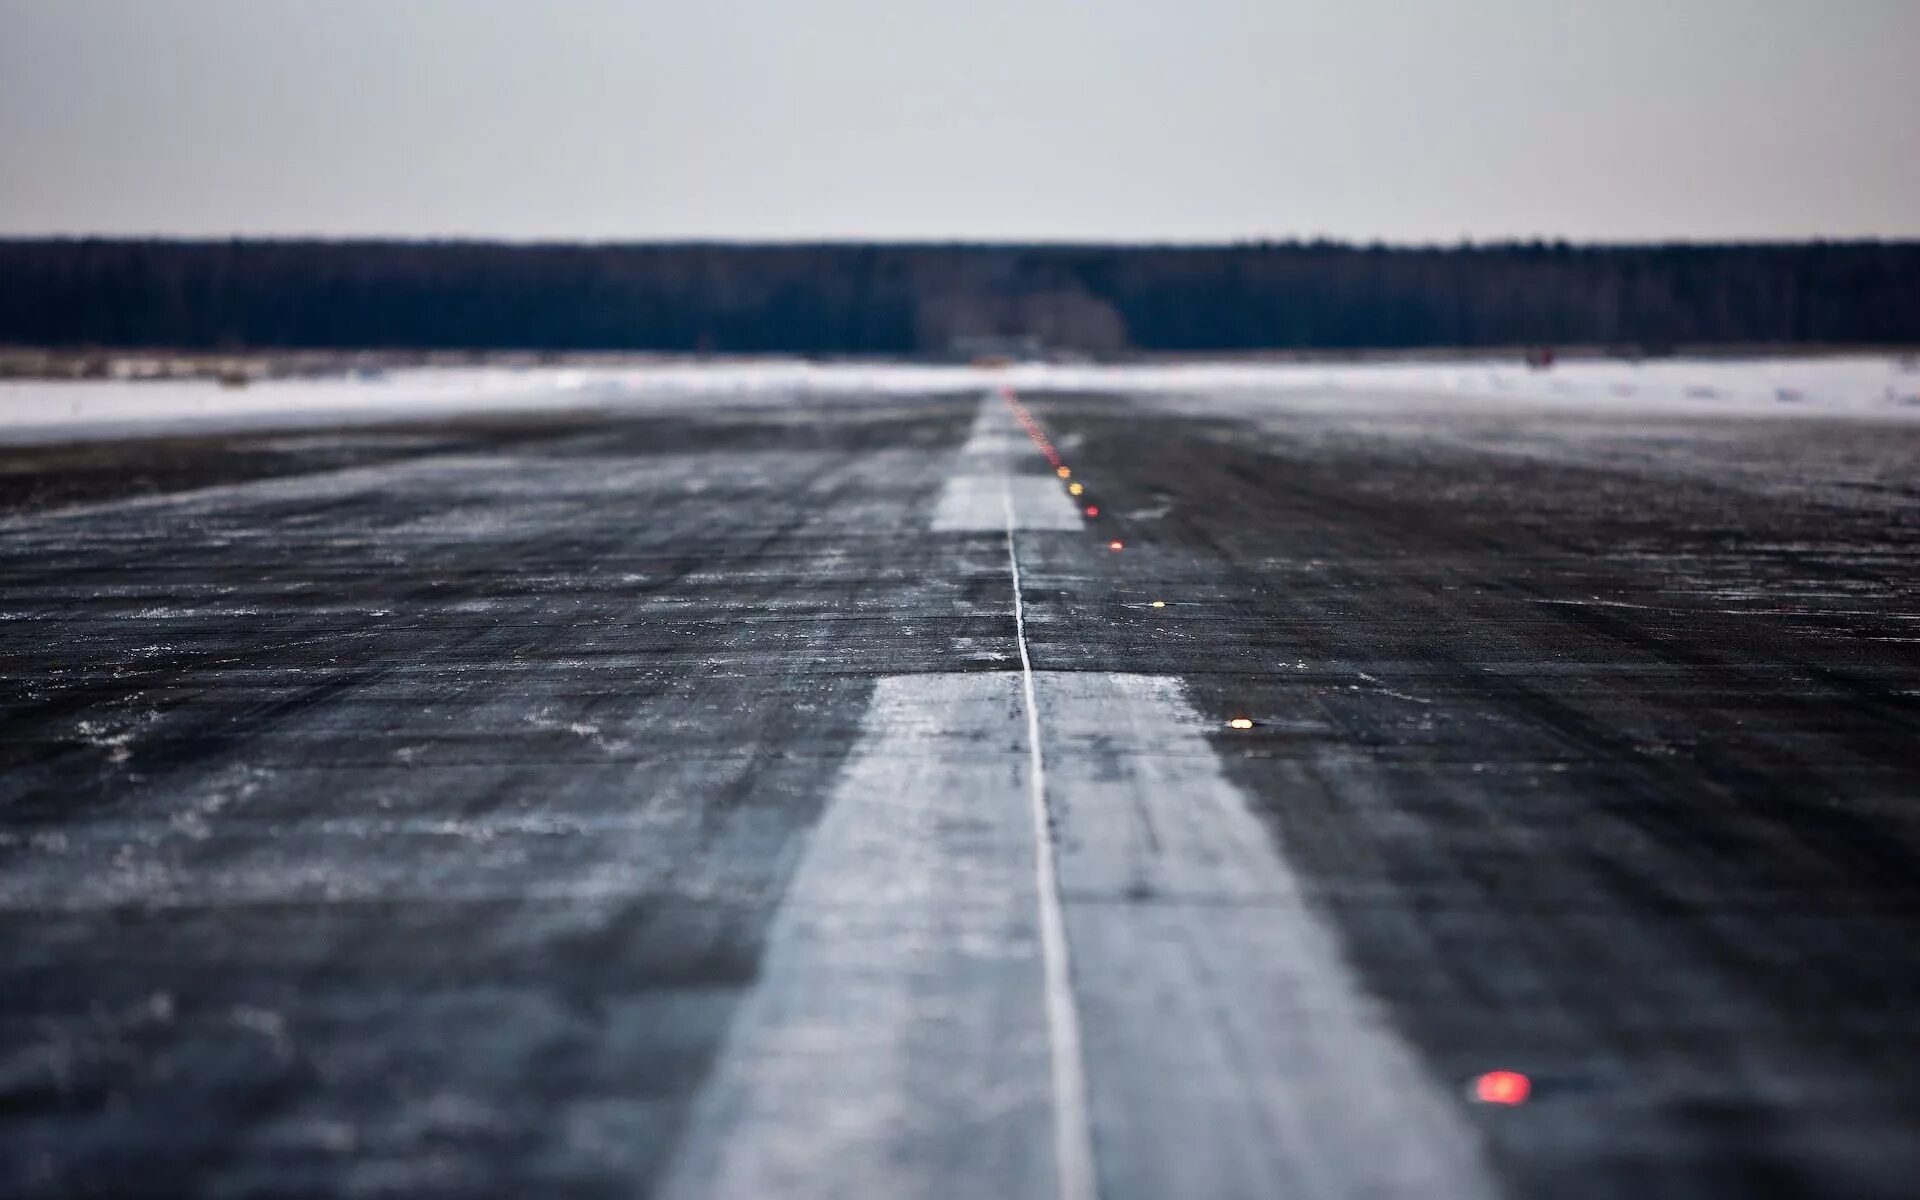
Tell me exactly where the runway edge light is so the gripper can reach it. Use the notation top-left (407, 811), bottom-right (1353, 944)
top-left (1471, 1071), bottom-right (1531, 1106)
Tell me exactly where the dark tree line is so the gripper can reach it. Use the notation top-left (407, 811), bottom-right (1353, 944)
top-left (2, 237), bottom-right (1916, 353)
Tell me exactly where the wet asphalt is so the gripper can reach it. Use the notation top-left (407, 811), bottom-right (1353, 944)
top-left (3, 384), bottom-right (1919, 1199)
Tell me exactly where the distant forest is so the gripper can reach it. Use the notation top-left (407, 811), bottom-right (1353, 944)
top-left (3, 238), bottom-right (1917, 354)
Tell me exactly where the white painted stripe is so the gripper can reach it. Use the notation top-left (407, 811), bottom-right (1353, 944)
top-left (957, 392), bottom-right (1032, 458)
top-left (1004, 481), bottom-right (1101, 1200)
top-left (934, 474), bottom-right (1083, 531)
top-left (653, 672), bottom-right (1058, 1200)
top-left (932, 392), bottom-right (1084, 531)
top-left (1037, 673), bottom-right (1501, 1200)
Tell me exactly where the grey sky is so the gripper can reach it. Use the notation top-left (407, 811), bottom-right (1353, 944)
top-left (2, 0), bottom-right (1915, 242)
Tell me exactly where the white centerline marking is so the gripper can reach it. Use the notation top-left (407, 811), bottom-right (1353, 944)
top-left (1003, 475), bottom-right (1101, 1200)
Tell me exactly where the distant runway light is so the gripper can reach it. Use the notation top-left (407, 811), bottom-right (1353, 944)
top-left (1108, 540), bottom-right (1124, 551)
top-left (1150, 600), bottom-right (1166, 608)
top-left (1086, 506), bottom-right (1100, 517)
top-left (1472, 1071), bottom-right (1531, 1106)
top-left (1057, 467), bottom-right (1072, 479)
top-left (1228, 717), bottom-right (1254, 730)
top-left (1068, 482), bottom-right (1084, 496)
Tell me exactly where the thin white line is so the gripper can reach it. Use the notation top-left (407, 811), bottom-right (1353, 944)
top-left (1002, 471), bottom-right (1100, 1200)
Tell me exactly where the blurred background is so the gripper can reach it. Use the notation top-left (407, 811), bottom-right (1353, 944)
top-left (2, 0), bottom-right (1917, 369)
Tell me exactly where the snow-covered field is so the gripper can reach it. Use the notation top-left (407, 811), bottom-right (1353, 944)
top-left (3, 355), bottom-right (1917, 444)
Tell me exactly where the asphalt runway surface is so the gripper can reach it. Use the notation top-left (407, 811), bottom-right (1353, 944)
top-left (3, 381), bottom-right (1919, 1199)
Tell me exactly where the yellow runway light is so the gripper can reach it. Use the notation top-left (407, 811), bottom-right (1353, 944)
top-left (1228, 717), bottom-right (1254, 730)
top-left (1068, 482), bottom-right (1084, 496)
top-left (1150, 600), bottom-right (1166, 608)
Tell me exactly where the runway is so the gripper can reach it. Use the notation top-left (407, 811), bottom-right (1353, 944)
top-left (4, 379), bottom-right (1919, 1198)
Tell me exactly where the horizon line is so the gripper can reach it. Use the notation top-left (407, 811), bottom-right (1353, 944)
top-left (5, 232), bottom-right (1919, 252)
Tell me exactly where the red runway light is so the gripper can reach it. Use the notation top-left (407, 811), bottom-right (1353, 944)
top-left (1085, 506), bottom-right (1099, 517)
top-left (1473, 1071), bottom-right (1531, 1105)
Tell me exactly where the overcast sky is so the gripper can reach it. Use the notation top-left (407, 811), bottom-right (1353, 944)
top-left (2, 0), bottom-right (1915, 243)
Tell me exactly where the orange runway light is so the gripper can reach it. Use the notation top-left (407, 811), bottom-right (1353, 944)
top-left (1057, 467), bottom-right (1072, 479)
top-left (1108, 540), bottom-right (1124, 551)
top-left (1472, 1071), bottom-right (1531, 1106)
top-left (1228, 717), bottom-right (1254, 730)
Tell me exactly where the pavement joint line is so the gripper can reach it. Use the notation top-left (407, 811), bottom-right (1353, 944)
top-left (1001, 440), bottom-right (1100, 1200)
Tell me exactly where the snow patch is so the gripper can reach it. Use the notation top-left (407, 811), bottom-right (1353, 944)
top-left (6, 355), bottom-right (1919, 446)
